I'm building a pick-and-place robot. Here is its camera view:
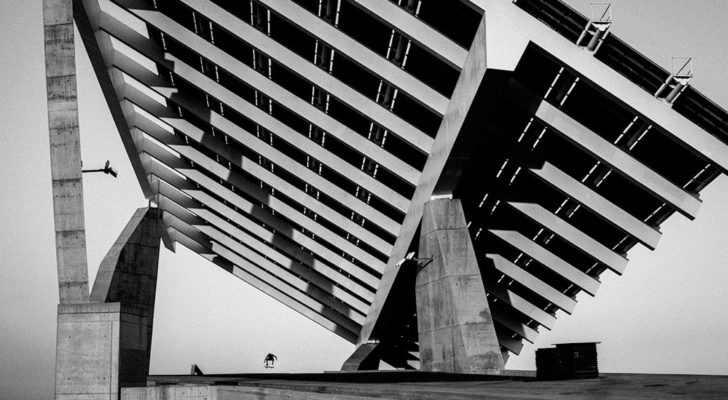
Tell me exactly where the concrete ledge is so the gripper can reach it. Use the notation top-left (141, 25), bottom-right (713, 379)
top-left (122, 373), bottom-right (728, 399)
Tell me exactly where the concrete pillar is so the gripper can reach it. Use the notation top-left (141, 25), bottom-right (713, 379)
top-left (44, 0), bottom-right (90, 304)
top-left (341, 343), bottom-right (380, 371)
top-left (55, 208), bottom-right (164, 400)
top-left (416, 198), bottom-right (504, 374)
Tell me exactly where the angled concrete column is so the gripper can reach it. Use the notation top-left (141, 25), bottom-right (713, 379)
top-left (341, 343), bottom-right (381, 371)
top-left (55, 208), bottom-right (164, 400)
top-left (44, 0), bottom-right (89, 304)
top-left (416, 199), bottom-right (504, 374)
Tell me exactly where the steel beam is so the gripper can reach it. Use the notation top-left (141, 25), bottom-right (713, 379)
top-left (250, 0), bottom-right (448, 115)
top-left (467, 0), bottom-right (728, 173)
top-left (495, 329), bottom-right (524, 356)
top-left (98, 24), bottom-right (411, 214)
top-left (347, 0), bottom-right (468, 70)
top-left (159, 197), bottom-right (370, 319)
top-left (490, 230), bottom-right (600, 296)
top-left (488, 254), bottom-right (577, 314)
top-left (141, 149), bottom-right (386, 272)
top-left (147, 162), bottom-right (381, 289)
top-left (107, 4), bottom-right (421, 185)
top-left (178, 0), bottom-right (434, 153)
top-left (531, 162), bottom-right (661, 250)
top-left (152, 177), bottom-right (375, 302)
top-left (132, 109), bottom-right (394, 256)
top-left (509, 202), bottom-right (628, 275)
top-left (134, 113), bottom-right (393, 258)
top-left (483, 280), bottom-right (556, 330)
top-left (536, 100), bottom-right (701, 219)
top-left (74, 0), bottom-right (157, 201)
top-left (171, 230), bottom-right (360, 343)
top-left (489, 305), bottom-right (539, 343)
top-left (162, 212), bottom-right (366, 328)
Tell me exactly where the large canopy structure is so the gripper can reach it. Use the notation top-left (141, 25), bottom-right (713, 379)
top-left (45, 0), bottom-right (728, 396)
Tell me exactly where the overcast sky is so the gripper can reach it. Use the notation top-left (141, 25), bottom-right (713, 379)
top-left (1, 1), bottom-right (728, 399)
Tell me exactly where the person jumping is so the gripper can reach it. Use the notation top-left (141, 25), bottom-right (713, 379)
top-left (264, 353), bottom-right (278, 368)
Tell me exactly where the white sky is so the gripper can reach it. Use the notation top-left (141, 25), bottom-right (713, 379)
top-left (1, 1), bottom-right (727, 399)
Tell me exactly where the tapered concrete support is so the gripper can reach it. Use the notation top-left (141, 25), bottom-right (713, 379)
top-left (341, 343), bottom-right (381, 371)
top-left (55, 208), bottom-right (164, 400)
top-left (415, 199), bottom-right (504, 374)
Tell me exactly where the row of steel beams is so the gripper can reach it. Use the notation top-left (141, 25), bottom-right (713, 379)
top-left (145, 156), bottom-right (368, 334)
top-left (251, 0), bottom-right (449, 116)
top-left (508, 202), bottom-right (628, 275)
top-left (489, 230), bottom-right (600, 296)
top-left (117, 68), bottom-right (391, 269)
top-left (84, 0), bottom-right (390, 336)
top-left (468, 73), bottom-right (708, 345)
top-left (171, 229), bottom-right (360, 342)
top-left (530, 162), bottom-right (662, 250)
top-left (470, 89), bottom-right (706, 350)
top-left (346, 0), bottom-right (468, 70)
top-left (536, 100), bottom-right (702, 219)
top-left (99, 4), bottom-right (413, 217)
top-left (177, 0), bottom-right (434, 154)
top-left (142, 147), bottom-right (380, 289)
top-left (116, 2), bottom-right (423, 185)
top-left (99, 20), bottom-right (400, 261)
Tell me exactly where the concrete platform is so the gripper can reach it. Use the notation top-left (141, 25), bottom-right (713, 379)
top-left (122, 371), bottom-right (728, 399)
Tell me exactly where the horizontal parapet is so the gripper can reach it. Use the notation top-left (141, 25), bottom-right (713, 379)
top-left (508, 202), bottom-right (628, 275)
top-left (530, 162), bottom-right (661, 250)
top-left (490, 230), bottom-right (600, 296)
top-left (487, 254), bottom-right (577, 314)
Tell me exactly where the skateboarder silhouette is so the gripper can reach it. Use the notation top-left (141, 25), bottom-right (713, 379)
top-left (264, 353), bottom-right (277, 368)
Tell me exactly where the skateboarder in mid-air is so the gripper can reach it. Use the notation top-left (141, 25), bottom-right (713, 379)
top-left (264, 353), bottom-right (277, 368)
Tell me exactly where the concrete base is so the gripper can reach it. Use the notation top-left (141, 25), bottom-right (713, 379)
top-left (120, 372), bottom-right (728, 399)
top-left (55, 208), bottom-right (163, 400)
top-left (55, 303), bottom-right (152, 400)
top-left (122, 385), bottom-right (376, 400)
top-left (416, 199), bottom-right (504, 374)
top-left (341, 343), bottom-right (380, 371)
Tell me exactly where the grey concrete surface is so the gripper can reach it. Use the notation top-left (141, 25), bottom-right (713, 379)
top-left (416, 199), bottom-right (503, 374)
top-left (55, 208), bottom-right (163, 399)
top-left (340, 343), bottom-right (381, 372)
top-left (122, 373), bottom-right (728, 399)
top-left (358, 14), bottom-right (489, 347)
top-left (44, 0), bottom-right (89, 304)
